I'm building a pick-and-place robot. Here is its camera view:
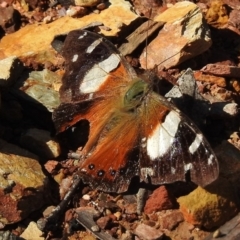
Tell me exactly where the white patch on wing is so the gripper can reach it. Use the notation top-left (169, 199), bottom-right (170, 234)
top-left (80, 54), bottom-right (120, 94)
top-left (208, 154), bottom-right (214, 165)
top-left (141, 167), bottom-right (154, 179)
top-left (86, 39), bottom-right (102, 54)
top-left (78, 31), bottom-right (87, 39)
top-left (98, 54), bottom-right (120, 73)
top-left (184, 163), bottom-right (193, 172)
top-left (189, 134), bottom-right (203, 154)
top-left (72, 54), bottom-right (78, 62)
top-left (147, 111), bottom-right (181, 160)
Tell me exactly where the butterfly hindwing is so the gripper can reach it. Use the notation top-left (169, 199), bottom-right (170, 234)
top-left (53, 29), bottom-right (219, 193)
top-left (139, 93), bottom-right (218, 187)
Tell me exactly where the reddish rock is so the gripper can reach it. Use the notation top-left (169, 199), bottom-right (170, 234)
top-left (135, 223), bottom-right (164, 240)
top-left (201, 64), bottom-right (240, 78)
top-left (44, 160), bottom-right (60, 174)
top-left (96, 216), bottom-right (112, 230)
top-left (144, 186), bottom-right (177, 214)
top-left (159, 210), bottom-right (184, 230)
top-left (0, 6), bottom-right (20, 34)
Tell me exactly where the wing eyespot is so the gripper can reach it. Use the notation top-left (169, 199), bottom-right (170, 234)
top-left (88, 164), bottom-right (95, 170)
top-left (97, 170), bottom-right (105, 177)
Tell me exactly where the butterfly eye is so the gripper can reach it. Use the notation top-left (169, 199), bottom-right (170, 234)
top-left (124, 79), bottom-right (148, 110)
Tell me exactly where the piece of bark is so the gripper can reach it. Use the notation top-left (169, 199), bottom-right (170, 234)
top-left (118, 20), bottom-right (164, 56)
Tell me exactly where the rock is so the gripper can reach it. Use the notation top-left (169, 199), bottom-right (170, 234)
top-left (0, 6), bottom-right (20, 34)
top-left (205, 212), bottom-right (240, 240)
top-left (59, 175), bottom-right (72, 198)
top-left (119, 230), bottom-right (132, 240)
top-left (201, 64), bottom-right (240, 78)
top-left (124, 203), bottom-right (137, 214)
top-left (144, 186), bottom-right (177, 214)
top-left (0, 56), bottom-right (24, 86)
top-left (42, 205), bottom-right (56, 218)
top-left (0, 230), bottom-right (23, 239)
top-left (159, 210), bottom-right (184, 230)
top-left (0, 0), bottom-right (138, 65)
top-left (165, 221), bottom-right (208, 240)
top-left (131, 0), bottom-right (165, 18)
top-left (215, 141), bottom-right (240, 184)
top-left (230, 79), bottom-right (240, 93)
top-left (135, 223), bottom-right (164, 240)
top-left (44, 160), bottom-right (60, 174)
top-left (210, 102), bottom-right (238, 117)
top-left (66, 6), bottom-right (87, 17)
top-left (194, 71), bottom-right (226, 88)
top-left (96, 216), bottom-right (112, 229)
top-left (20, 221), bottom-right (44, 240)
top-left (140, 1), bottom-right (212, 70)
top-left (205, 0), bottom-right (229, 28)
top-left (0, 139), bottom-right (49, 226)
top-left (177, 178), bottom-right (239, 230)
top-left (13, 69), bottom-right (61, 112)
top-left (118, 20), bottom-right (164, 56)
top-left (74, 0), bottom-right (100, 7)
top-left (20, 128), bottom-right (61, 159)
top-left (228, 9), bottom-right (240, 35)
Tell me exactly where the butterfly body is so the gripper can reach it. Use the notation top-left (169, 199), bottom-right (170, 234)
top-left (53, 29), bottom-right (219, 193)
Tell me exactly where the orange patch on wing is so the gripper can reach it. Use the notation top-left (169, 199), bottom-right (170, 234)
top-left (79, 110), bottom-right (140, 182)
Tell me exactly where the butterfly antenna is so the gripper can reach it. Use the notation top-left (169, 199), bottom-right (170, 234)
top-left (145, 8), bottom-right (153, 72)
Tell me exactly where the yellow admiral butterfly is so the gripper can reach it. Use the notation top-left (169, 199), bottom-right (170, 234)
top-left (53, 29), bottom-right (219, 193)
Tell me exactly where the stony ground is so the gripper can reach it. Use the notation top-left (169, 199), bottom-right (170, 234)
top-left (1, 0), bottom-right (240, 239)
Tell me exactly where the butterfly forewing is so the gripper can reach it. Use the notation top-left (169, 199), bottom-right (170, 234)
top-left (53, 29), bottom-right (219, 193)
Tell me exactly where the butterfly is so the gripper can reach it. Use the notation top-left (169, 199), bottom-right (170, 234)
top-left (52, 29), bottom-right (219, 193)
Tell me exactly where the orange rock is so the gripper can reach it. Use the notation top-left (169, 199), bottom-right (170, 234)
top-left (194, 71), bottom-right (226, 87)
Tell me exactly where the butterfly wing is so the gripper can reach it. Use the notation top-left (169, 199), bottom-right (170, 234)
top-left (139, 92), bottom-right (219, 187)
top-left (53, 29), bottom-right (138, 153)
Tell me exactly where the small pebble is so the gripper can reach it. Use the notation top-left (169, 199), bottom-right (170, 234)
top-left (97, 2), bottom-right (106, 10)
top-left (91, 225), bottom-right (100, 232)
top-left (82, 194), bottom-right (91, 201)
top-left (213, 229), bottom-right (222, 238)
top-left (105, 209), bottom-right (112, 215)
top-left (114, 211), bottom-right (122, 220)
top-left (43, 16), bottom-right (52, 23)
